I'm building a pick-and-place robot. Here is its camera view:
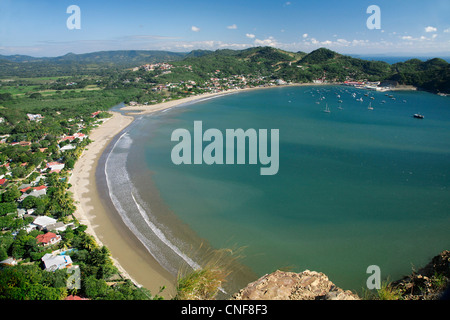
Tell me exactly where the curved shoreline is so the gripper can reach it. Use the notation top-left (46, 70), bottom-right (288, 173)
top-left (69, 111), bottom-right (176, 298)
top-left (70, 84), bottom-right (447, 299)
top-left (69, 91), bottom-right (262, 298)
top-left (68, 83), bottom-right (339, 299)
top-left (68, 84), bottom-right (335, 299)
top-left (120, 83), bottom-right (334, 115)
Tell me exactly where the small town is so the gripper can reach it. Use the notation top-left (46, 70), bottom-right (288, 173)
top-left (0, 110), bottom-right (125, 300)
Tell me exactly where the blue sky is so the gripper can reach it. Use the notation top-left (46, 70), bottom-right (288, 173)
top-left (0, 0), bottom-right (449, 57)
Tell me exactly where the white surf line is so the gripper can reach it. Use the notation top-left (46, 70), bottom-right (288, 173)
top-left (104, 130), bottom-right (202, 272)
top-left (131, 192), bottom-right (201, 271)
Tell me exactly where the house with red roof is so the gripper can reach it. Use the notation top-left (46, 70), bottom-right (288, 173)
top-left (60, 136), bottom-right (75, 142)
top-left (20, 186), bottom-right (31, 193)
top-left (65, 295), bottom-right (89, 300)
top-left (36, 232), bottom-right (61, 246)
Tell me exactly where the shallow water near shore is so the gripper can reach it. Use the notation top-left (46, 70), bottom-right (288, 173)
top-left (108, 86), bottom-right (450, 295)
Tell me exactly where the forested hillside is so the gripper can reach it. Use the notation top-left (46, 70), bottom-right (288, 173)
top-left (1, 47), bottom-right (448, 93)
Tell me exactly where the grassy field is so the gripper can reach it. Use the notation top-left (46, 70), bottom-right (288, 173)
top-left (0, 76), bottom-right (102, 98)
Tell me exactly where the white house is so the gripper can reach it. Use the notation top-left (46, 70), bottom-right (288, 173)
top-left (46, 222), bottom-right (71, 233)
top-left (60, 144), bottom-right (76, 152)
top-left (46, 162), bottom-right (65, 172)
top-left (31, 216), bottom-right (57, 230)
top-left (27, 114), bottom-right (43, 121)
top-left (0, 257), bottom-right (17, 266)
top-left (42, 254), bottom-right (72, 271)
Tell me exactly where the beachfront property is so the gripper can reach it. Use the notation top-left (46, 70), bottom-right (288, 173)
top-left (19, 185), bottom-right (48, 200)
top-left (46, 161), bottom-right (65, 173)
top-left (41, 253), bottom-right (72, 271)
top-left (60, 144), bottom-right (76, 152)
top-left (59, 132), bottom-right (87, 143)
top-left (343, 80), bottom-right (396, 91)
top-left (30, 216), bottom-right (57, 231)
top-left (36, 232), bottom-right (62, 246)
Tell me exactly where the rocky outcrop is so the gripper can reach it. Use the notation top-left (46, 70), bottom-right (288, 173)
top-left (390, 250), bottom-right (450, 300)
top-left (231, 270), bottom-right (359, 300)
top-left (230, 251), bottom-right (449, 300)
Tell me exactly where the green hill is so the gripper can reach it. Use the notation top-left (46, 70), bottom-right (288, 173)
top-left (0, 47), bottom-right (448, 93)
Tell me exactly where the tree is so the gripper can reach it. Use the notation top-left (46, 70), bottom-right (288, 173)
top-left (0, 202), bottom-right (17, 216)
top-left (0, 93), bottom-right (13, 101)
top-left (0, 265), bottom-right (66, 300)
top-left (2, 186), bottom-right (21, 203)
top-left (64, 157), bottom-right (75, 170)
top-left (29, 92), bottom-right (43, 99)
top-left (83, 275), bottom-right (109, 299)
top-left (21, 196), bottom-right (37, 209)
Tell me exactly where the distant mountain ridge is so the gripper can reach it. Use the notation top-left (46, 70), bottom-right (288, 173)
top-left (0, 47), bottom-right (448, 93)
top-left (0, 50), bottom-right (187, 65)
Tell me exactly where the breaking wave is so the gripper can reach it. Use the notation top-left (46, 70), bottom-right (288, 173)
top-left (104, 129), bottom-right (200, 275)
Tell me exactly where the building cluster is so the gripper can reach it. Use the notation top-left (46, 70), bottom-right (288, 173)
top-left (0, 113), bottom-right (103, 282)
top-left (132, 62), bottom-right (174, 72)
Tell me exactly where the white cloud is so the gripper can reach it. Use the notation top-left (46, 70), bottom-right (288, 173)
top-left (444, 28), bottom-right (450, 33)
top-left (321, 40), bottom-right (332, 45)
top-left (425, 26), bottom-right (437, 33)
top-left (254, 36), bottom-right (278, 47)
top-left (337, 39), bottom-right (350, 45)
top-left (302, 33), bottom-right (308, 38)
top-left (227, 24), bottom-right (237, 30)
top-left (246, 33), bottom-right (256, 39)
top-left (401, 34), bottom-right (438, 41)
top-left (175, 40), bottom-right (250, 50)
top-left (351, 39), bottom-right (369, 46)
top-left (191, 26), bottom-right (200, 32)
top-left (285, 2), bottom-right (291, 6)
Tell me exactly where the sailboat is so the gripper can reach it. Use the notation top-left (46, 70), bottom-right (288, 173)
top-left (368, 102), bottom-right (374, 110)
top-left (323, 103), bottom-right (331, 113)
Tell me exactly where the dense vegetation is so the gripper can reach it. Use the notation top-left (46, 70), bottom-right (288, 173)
top-left (1, 47), bottom-right (448, 93)
top-left (0, 46), bottom-right (448, 301)
top-left (0, 77), bottom-right (163, 299)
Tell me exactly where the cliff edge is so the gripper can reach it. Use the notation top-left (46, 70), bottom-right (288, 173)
top-left (231, 269), bottom-right (359, 300)
top-left (231, 251), bottom-right (449, 300)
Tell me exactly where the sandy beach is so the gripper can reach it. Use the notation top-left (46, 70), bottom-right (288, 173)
top-left (69, 111), bottom-right (176, 298)
top-left (121, 83), bottom-right (338, 115)
top-left (121, 89), bottom-right (247, 115)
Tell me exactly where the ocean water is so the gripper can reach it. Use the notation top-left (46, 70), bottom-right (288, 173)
top-left (107, 86), bottom-right (450, 295)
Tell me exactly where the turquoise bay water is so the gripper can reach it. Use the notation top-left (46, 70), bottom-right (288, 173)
top-left (120, 86), bottom-right (450, 293)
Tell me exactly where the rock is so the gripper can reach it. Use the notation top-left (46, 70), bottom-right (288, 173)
top-left (231, 270), bottom-right (359, 300)
top-left (391, 250), bottom-right (450, 300)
